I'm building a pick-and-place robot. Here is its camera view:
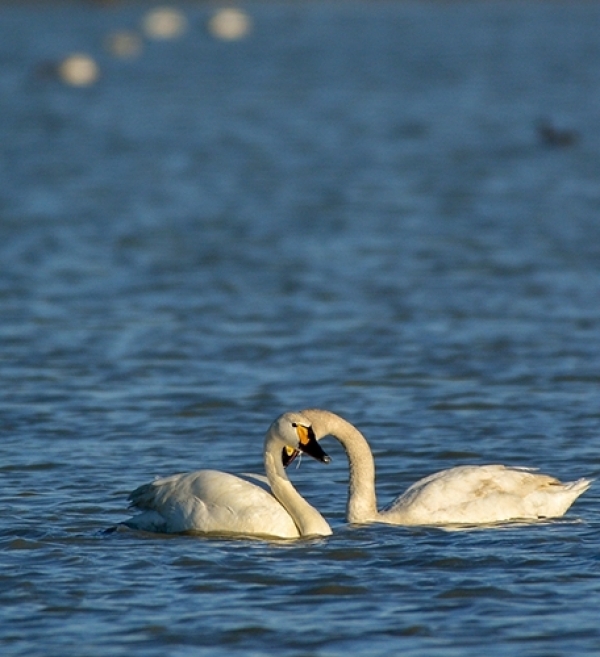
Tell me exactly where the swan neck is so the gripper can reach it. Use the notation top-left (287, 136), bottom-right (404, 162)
top-left (305, 410), bottom-right (379, 524)
top-left (264, 432), bottom-right (331, 537)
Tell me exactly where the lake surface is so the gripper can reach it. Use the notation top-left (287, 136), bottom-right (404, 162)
top-left (1, 1), bottom-right (600, 655)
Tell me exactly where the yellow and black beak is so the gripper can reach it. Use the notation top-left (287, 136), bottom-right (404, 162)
top-left (282, 446), bottom-right (300, 468)
top-left (293, 423), bottom-right (331, 464)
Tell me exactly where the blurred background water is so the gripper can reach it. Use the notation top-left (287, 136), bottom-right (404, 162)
top-left (1, 1), bottom-right (600, 656)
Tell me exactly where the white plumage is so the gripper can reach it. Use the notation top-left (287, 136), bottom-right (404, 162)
top-left (124, 412), bottom-right (332, 539)
top-left (299, 409), bottom-right (592, 526)
top-left (382, 464), bottom-right (591, 525)
top-left (127, 470), bottom-right (301, 536)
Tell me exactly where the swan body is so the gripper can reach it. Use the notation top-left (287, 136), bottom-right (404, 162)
top-left (125, 412), bottom-right (332, 539)
top-left (381, 464), bottom-right (591, 525)
top-left (299, 409), bottom-right (592, 526)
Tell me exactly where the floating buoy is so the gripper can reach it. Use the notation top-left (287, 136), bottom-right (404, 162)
top-left (142, 7), bottom-right (188, 40)
top-left (208, 8), bottom-right (252, 41)
top-left (58, 53), bottom-right (100, 86)
top-left (105, 30), bottom-right (143, 58)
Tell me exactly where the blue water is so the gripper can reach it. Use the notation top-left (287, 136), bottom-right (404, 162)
top-left (1, 1), bottom-right (600, 655)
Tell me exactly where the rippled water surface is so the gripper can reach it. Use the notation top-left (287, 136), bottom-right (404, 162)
top-left (2, 1), bottom-right (600, 656)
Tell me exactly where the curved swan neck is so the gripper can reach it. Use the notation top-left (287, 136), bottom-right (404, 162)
top-left (263, 431), bottom-right (331, 537)
top-left (302, 409), bottom-right (379, 524)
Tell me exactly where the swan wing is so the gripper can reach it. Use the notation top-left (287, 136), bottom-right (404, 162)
top-left (383, 465), bottom-right (591, 525)
top-left (127, 469), bottom-right (300, 538)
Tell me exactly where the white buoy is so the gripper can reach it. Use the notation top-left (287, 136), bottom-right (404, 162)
top-left (142, 7), bottom-right (188, 40)
top-left (208, 8), bottom-right (252, 41)
top-left (105, 30), bottom-right (143, 58)
top-left (58, 53), bottom-right (100, 86)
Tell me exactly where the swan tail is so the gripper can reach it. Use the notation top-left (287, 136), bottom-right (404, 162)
top-left (564, 477), bottom-right (593, 496)
top-left (541, 477), bottom-right (593, 517)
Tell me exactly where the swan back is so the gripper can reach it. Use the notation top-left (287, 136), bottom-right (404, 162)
top-left (383, 465), bottom-right (593, 525)
top-left (128, 470), bottom-right (301, 537)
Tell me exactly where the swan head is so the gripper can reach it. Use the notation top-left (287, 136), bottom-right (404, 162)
top-left (268, 412), bottom-right (331, 467)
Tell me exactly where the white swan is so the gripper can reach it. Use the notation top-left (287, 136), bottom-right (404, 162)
top-left (295, 409), bottom-right (592, 526)
top-left (124, 412), bottom-right (332, 539)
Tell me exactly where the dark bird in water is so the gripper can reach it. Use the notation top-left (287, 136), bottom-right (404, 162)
top-left (537, 119), bottom-right (579, 148)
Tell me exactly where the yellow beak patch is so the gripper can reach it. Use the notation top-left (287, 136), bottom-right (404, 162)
top-left (295, 424), bottom-right (312, 447)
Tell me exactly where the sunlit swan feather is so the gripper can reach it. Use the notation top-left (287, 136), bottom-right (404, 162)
top-left (124, 412), bottom-right (332, 539)
top-left (296, 409), bottom-right (592, 526)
